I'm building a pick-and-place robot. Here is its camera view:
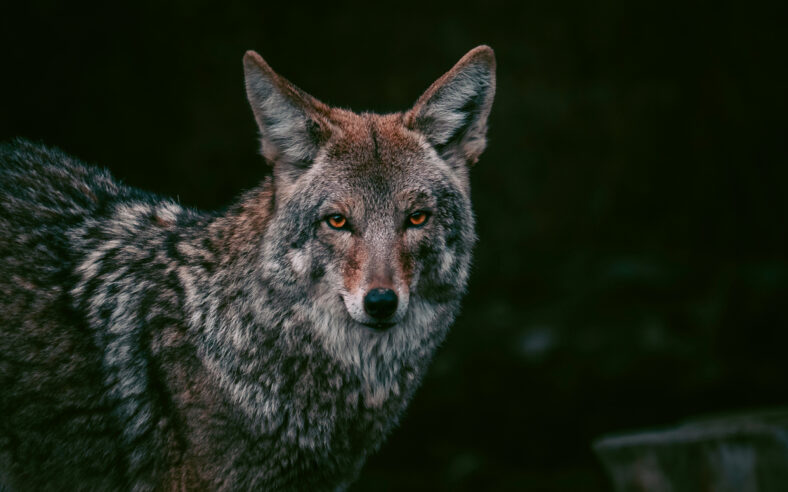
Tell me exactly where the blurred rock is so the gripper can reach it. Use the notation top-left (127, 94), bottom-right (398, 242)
top-left (594, 410), bottom-right (788, 491)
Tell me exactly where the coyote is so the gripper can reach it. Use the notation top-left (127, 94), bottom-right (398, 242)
top-left (0, 46), bottom-right (495, 490)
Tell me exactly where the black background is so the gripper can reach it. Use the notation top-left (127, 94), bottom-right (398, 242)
top-left (2, 1), bottom-right (787, 489)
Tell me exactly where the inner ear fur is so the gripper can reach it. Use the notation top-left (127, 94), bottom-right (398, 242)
top-left (243, 51), bottom-right (334, 171)
top-left (405, 45), bottom-right (496, 169)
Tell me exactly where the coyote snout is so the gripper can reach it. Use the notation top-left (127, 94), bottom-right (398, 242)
top-left (348, 284), bottom-right (406, 329)
top-left (363, 288), bottom-right (398, 322)
top-left (340, 231), bottom-right (412, 329)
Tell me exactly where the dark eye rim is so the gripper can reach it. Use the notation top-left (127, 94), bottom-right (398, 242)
top-left (325, 213), bottom-right (350, 230)
top-left (407, 210), bottom-right (431, 228)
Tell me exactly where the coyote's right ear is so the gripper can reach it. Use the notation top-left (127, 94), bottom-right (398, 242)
top-left (405, 46), bottom-right (496, 171)
top-left (243, 51), bottom-right (333, 185)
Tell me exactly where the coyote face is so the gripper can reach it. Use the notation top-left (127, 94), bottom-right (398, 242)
top-left (244, 47), bottom-right (495, 343)
top-left (271, 114), bottom-right (474, 331)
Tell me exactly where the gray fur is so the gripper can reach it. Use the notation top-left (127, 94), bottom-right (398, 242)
top-left (0, 46), bottom-right (495, 490)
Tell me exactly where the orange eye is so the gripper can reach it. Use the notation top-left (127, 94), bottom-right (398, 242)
top-left (408, 211), bottom-right (429, 227)
top-left (326, 214), bottom-right (348, 230)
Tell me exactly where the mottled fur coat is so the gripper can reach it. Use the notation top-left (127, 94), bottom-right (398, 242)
top-left (0, 46), bottom-right (495, 490)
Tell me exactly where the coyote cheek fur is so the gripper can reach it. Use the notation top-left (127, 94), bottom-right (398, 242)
top-left (0, 46), bottom-right (495, 490)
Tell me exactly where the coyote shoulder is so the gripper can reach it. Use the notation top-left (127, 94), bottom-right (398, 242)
top-left (0, 46), bottom-right (495, 490)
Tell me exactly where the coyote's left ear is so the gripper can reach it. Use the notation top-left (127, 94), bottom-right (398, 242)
top-left (243, 51), bottom-right (333, 188)
top-left (405, 46), bottom-right (496, 170)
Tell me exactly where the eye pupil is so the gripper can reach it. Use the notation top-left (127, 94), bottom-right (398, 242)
top-left (327, 214), bottom-right (347, 229)
top-left (408, 212), bottom-right (428, 227)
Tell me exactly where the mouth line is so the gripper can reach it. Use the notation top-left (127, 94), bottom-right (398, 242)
top-left (360, 321), bottom-right (396, 330)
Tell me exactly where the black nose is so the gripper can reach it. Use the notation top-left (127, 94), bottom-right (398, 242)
top-left (363, 288), bottom-right (398, 320)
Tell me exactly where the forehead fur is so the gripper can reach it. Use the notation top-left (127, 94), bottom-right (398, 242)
top-left (298, 112), bottom-right (464, 218)
top-left (324, 113), bottom-right (426, 171)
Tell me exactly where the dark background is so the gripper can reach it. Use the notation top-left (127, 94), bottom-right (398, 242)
top-left (2, 1), bottom-right (787, 489)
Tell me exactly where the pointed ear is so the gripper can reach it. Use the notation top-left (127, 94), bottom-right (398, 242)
top-left (243, 51), bottom-right (333, 182)
top-left (405, 46), bottom-right (496, 170)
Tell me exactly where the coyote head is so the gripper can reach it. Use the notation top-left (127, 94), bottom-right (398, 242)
top-left (242, 47), bottom-right (495, 364)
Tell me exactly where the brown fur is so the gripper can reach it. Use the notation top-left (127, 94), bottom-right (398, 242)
top-left (343, 237), bottom-right (366, 294)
